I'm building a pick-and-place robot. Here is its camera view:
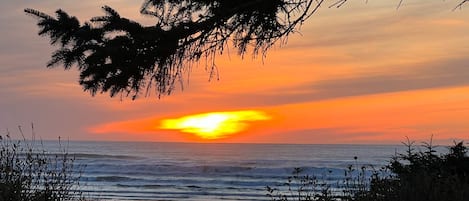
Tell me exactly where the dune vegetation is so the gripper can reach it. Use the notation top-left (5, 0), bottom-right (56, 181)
top-left (0, 130), bottom-right (85, 201)
top-left (267, 139), bottom-right (469, 201)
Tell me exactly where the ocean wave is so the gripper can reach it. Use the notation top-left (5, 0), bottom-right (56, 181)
top-left (51, 142), bottom-right (399, 200)
top-left (73, 153), bottom-right (143, 160)
top-left (84, 163), bottom-right (354, 179)
top-left (95, 176), bottom-right (139, 182)
top-left (18, 152), bottom-right (143, 160)
top-left (81, 188), bottom-right (267, 200)
top-left (115, 184), bottom-right (171, 189)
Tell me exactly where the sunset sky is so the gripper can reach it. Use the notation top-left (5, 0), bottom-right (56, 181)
top-left (1, 0), bottom-right (468, 144)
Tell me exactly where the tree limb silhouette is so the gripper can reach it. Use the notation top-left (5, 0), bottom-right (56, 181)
top-left (25, 0), bottom-right (324, 99)
top-left (24, 0), bottom-right (467, 99)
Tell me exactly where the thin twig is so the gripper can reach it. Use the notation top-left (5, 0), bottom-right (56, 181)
top-left (453, 0), bottom-right (469, 11)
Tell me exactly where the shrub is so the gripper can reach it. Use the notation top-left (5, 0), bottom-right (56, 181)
top-left (375, 139), bottom-right (469, 201)
top-left (267, 139), bottom-right (469, 201)
top-left (0, 129), bottom-right (85, 201)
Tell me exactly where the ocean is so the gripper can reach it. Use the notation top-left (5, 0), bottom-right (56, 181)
top-left (41, 141), bottom-right (404, 201)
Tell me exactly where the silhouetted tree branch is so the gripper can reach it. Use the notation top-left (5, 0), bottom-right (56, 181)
top-left (454, 0), bottom-right (469, 10)
top-left (24, 0), bottom-right (467, 99)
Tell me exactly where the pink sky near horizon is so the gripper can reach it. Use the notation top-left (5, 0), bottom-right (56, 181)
top-left (1, 0), bottom-right (469, 144)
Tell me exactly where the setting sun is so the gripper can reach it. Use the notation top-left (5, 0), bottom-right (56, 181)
top-left (159, 110), bottom-right (271, 139)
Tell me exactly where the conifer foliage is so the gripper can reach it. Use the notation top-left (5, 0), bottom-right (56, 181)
top-left (24, 0), bottom-right (468, 99)
top-left (25, 0), bottom-right (322, 99)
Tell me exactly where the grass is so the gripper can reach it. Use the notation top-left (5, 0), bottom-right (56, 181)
top-left (0, 128), bottom-right (86, 201)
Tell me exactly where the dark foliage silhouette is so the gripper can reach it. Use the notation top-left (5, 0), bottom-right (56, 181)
top-left (267, 140), bottom-right (469, 201)
top-left (380, 140), bottom-right (469, 201)
top-left (25, 0), bottom-right (323, 99)
top-left (0, 129), bottom-right (85, 201)
top-left (25, 0), bottom-right (467, 99)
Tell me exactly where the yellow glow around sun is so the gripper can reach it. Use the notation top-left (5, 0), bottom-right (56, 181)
top-left (159, 110), bottom-right (271, 139)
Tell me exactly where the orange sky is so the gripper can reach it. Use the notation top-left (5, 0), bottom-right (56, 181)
top-left (1, 1), bottom-right (469, 144)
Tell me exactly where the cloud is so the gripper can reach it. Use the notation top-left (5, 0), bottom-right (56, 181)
top-left (217, 57), bottom-right (469, 107)
top-left (257, 127), bottom-right (391, 144)
top-left (259, 126), bottom-right (466, 144)
top-left (286, 0), bottom-right (459, 49)
top-left (307, 59), bottom-right (469, 97)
